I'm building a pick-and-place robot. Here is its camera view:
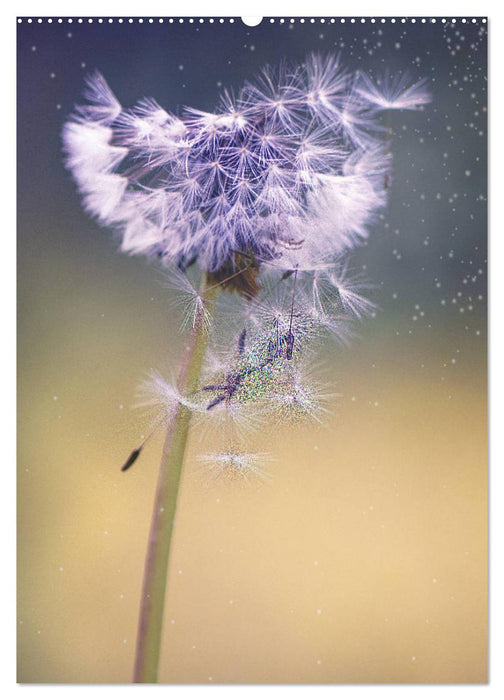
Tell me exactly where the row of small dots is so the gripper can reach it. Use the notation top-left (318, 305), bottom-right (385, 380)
top-left (18, 17), bottom-right (487, 25)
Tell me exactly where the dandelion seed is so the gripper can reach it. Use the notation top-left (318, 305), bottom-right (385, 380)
top-left (198, 451), bottom-right (272, 484)
top-left (162, 265), bottom-right (212, 331)
top-left (120, 372), bottom-right (206, 471)
top-left (121, 446), bottom-right (143, 472)
top-left (194, 393), bottom-right (268, 441)
top-left (136, 372), bottom-right (204, 416)
top-left (266, 367), bottom-right (335, 424)
top-left (329, 263), bottom-right (378, 320)
top-left (356, 72), bottom-right (432, 111)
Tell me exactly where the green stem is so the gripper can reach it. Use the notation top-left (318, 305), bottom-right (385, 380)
top-left (133, 275), bottom-right (216, 683)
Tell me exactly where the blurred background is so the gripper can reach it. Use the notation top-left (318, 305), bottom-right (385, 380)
top-left (17, 15), bottom-right (487, 683)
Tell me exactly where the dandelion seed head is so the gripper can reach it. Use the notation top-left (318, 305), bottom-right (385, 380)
top-left (63, 55), bottom-right (430, 282)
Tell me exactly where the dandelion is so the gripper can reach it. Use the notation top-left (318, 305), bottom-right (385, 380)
top-left (63, 54), bottom-right (430, 683)
top-left (63, 55), bottom-right (429, 293)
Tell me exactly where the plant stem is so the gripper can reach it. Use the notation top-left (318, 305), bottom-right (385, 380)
top-left (133, 275), bottom-right (216, 683)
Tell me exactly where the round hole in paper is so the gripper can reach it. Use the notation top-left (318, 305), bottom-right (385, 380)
top-left (241, 17), bottom-right (263, 27)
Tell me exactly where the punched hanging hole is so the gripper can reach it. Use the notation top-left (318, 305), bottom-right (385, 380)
top-left (241, 16), bottom-right (263, 27)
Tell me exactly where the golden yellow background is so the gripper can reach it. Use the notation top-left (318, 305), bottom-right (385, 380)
top-left (18, 281), bottom-right (487, 682)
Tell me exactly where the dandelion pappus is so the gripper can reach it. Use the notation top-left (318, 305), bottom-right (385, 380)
top-left (202, 329), bottom-right (249, 410)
